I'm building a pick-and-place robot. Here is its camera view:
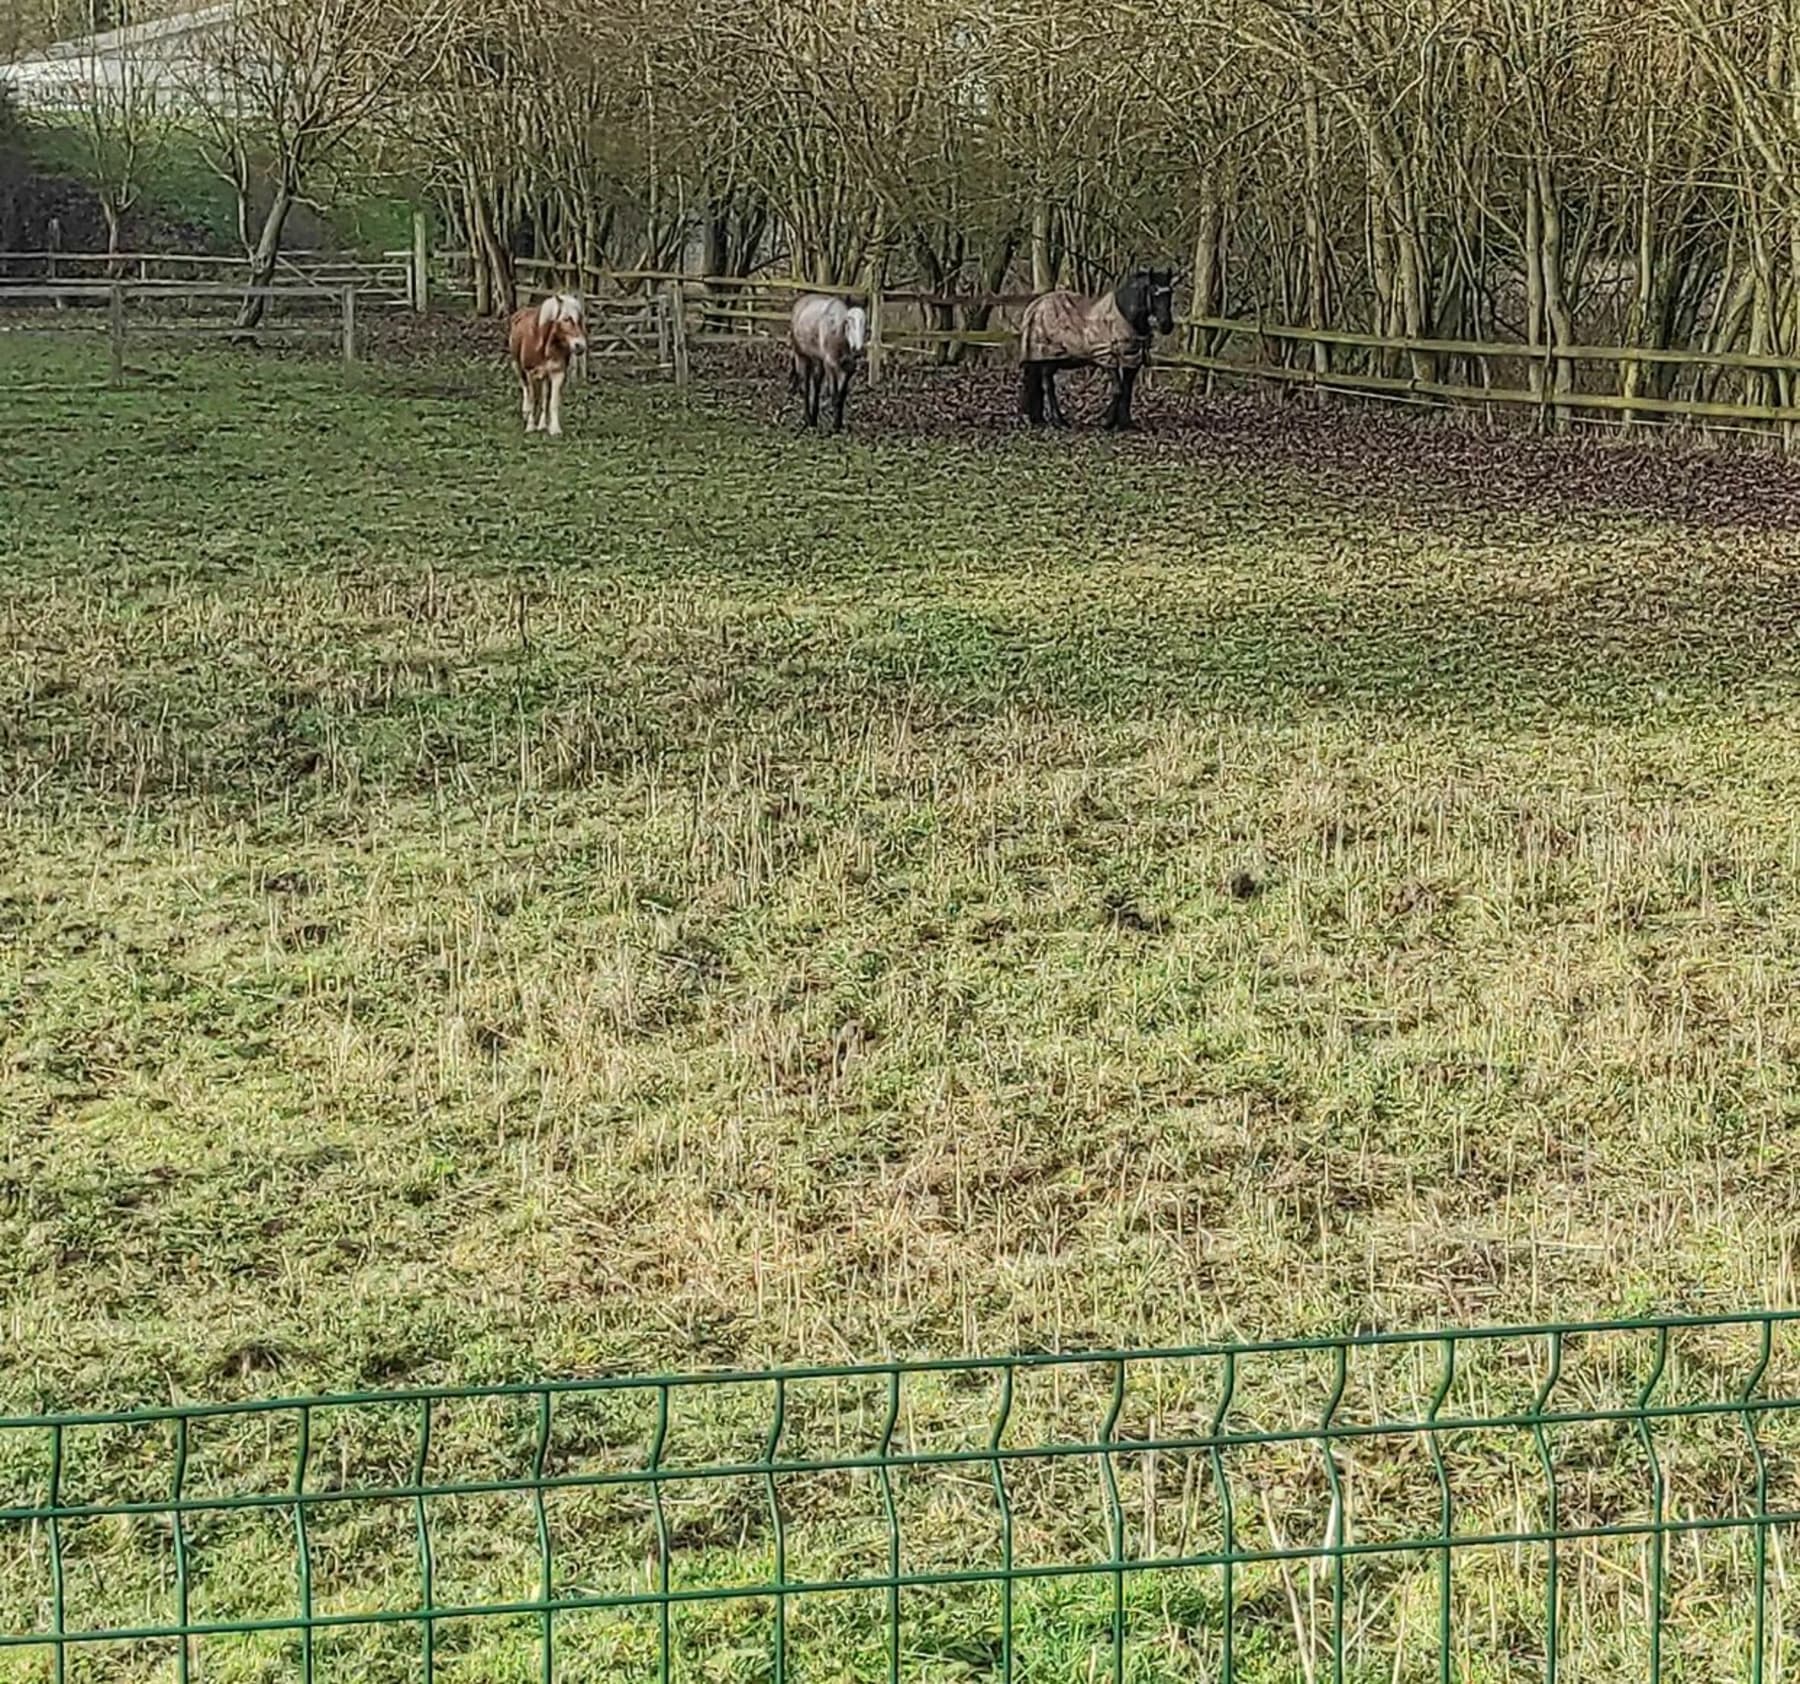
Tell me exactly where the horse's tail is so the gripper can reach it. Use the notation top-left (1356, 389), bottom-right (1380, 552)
top-left (845, 306), bottom-right (869, 354)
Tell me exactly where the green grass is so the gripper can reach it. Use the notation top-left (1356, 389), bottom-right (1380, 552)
top-left (22, 119), bottom-right (416, 253)
top-left (4, 332), bottom-right (1800, 1681)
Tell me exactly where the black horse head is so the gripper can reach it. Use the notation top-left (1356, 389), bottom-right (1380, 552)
top-left (1115, 268), bottom-right (1177, 338)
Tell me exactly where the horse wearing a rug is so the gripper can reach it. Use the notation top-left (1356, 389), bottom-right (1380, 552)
top-left (1019, 268), bottom-right (1176, 430)
top-left (508, 293), bottom-right (589, 438)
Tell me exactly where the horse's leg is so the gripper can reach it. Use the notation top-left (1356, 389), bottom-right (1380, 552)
top-left (1104, 366), bottom-right (1140, 431)
top-left (1116, 367), bottom-right (1144, 429)
top-left (1022, 361), bottom-right (1043, 424)
top-left (805, 363), bottom-right (822, 429)
top-left (1045, 366), bottom-right (1069, 427)
top-left (519, 370), bottom-right (532, 431)
top-left (831, 366), bottom-right (850, 433)
top-left (1101, 367), bottom-right (1127, 430)
top-left (548, 368), bottom-right (566, 437)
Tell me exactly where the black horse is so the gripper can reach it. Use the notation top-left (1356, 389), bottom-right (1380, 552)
top-left (1019, 268), bottom-right (1177, 430)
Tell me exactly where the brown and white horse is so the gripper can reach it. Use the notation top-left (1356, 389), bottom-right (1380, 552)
top-left (508, 292), bottom-right (589, 438)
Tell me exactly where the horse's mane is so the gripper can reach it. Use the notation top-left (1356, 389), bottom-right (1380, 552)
top-left (845, 307), bottom-right (868, 353)
top-left (1113, 271), bottom-right (1151, 334)
top-left (536, 292), bottom-right (585, 328)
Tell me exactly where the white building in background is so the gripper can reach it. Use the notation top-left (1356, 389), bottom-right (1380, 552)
top-left (0, 5), bottom-right (231, 112)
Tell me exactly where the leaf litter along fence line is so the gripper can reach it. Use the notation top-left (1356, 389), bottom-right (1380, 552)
top-left (5, 1313), bottom-right (1800, 1683)
top-left (505, 258), bottom-right (1800, 438)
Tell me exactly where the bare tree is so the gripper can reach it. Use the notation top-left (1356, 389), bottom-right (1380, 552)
top-left (68, 20), bottom-right (171, 259)
top-left (179, 0), bottom-right (453, 327)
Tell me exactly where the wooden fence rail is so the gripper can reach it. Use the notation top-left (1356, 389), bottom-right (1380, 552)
top-left (0, 282), bottom-right (364, 386)
top-left (541, 268), bottom-right (1800, 436)
top-left (0, 246), bottom-right (424, 310)
top-left (12, 244), bottom-right (1800, 435)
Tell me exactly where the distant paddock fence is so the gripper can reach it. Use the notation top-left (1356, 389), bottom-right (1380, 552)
top-left (0, 282), bottom-right (365, 386)
top-left (503, 257), bottom-right (1800, 441)
top-left (9, 242), bottom-right (1800, 438)
top-left (0, 223), bottom-right (436, 312)
top-left (5, 1311), bottom-right (1800, 1683)
top-left (509, 268), bottom-right (687, 384)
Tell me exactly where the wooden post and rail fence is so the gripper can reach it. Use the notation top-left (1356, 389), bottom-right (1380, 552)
top-left (0, 280), bottom-right (364, 385)
top-left (497, 257), bottom-right (1800, 438)
top-left (1, 237), bottom-right (429, 311)
top-left (9, 236), bottom-right (1800, 437)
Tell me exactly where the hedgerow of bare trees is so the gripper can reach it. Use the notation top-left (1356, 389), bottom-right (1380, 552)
top-left (37, 0), bottom-right (1800, 377)
top-left (360, 0), bottom-right (1800, 376)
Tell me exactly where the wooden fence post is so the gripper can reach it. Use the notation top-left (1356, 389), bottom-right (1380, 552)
top-left (667, 279), bottom-right (691, 392)
top-left (48, 217), bottom-right (64, 310)
top-left (341, 285), bottom-right (356, 368)
top-left (866, 284), bottom-right (885, 389)
top-left (109, 284), bottom-right (125, 386)
top-left (411, 209), bottom-right (430, 315)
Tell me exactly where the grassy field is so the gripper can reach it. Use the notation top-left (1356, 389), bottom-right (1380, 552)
top-left (5, 329), bottom-right (1800, 1680)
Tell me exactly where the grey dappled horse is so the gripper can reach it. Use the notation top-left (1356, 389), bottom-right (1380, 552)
top-left (789, 293), bottom-right (869, 433)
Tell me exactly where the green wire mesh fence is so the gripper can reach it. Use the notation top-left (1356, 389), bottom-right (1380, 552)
top-left (5, 1311), bottom-right (1800, 1684)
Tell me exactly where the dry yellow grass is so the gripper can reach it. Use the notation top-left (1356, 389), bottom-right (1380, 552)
top-left (4, 340), bottom-right (1800, 1682)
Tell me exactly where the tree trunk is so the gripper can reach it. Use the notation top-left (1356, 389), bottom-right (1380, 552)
top-left (1525, 167), bottom-right (1547, 412)
top-left (1365, 151), bottom-right (1398, 372)
top-left (1189, 192), bottom-right (1223, 375)
top-left (1535, 155), bottom-right (1575, 424)
top-left (464, 173), bottom-right (515, 317)
top-left (1030, 198), bottom-right (1054, 292)
top-left (1748, 212), bottom-right (1780, 417)
top-left (913, 239), bottom-right (953, 366)
top-left (100, 200), bottom-right (123, 277)
top-left (955, 230), bottom-right (1016, 363)
top-left (1302, 68), bottom-right (1331, 390)
top-left (234, 182), bottom-right (295, 331)
top-left (1622, 152), bottom-right (1653, 427)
